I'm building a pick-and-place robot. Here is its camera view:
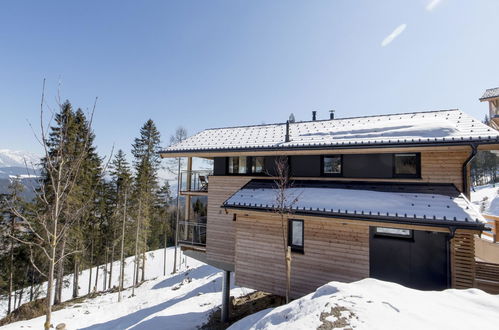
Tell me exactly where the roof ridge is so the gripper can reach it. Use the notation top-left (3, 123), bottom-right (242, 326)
top-left (201, 108), bottom-right (460, 132)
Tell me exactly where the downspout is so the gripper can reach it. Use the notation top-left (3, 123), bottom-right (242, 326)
top-left (462, 143), bottom-right (478, 199)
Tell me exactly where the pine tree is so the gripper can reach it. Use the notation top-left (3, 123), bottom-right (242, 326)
top-left (131, 119), bottom-right (162, 284)
top-left (109, 149), bottom-right (133, 298)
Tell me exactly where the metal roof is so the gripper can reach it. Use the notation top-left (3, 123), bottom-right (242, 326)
top-left (222, 179), bottom-right (486, 230)
top-left (480, 87), bottom-right (499, 101)
top-left (161, 109), bottom-right (499, 154)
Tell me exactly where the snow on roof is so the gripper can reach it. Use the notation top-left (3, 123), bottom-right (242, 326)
top-left (223, 180), bottom-right (486, 228)
top-left (162, 109), bottom-right (499, 154)
top-left (480, 87), bottom-right (499, 101)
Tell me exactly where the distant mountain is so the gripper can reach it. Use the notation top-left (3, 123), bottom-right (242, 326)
top-left (0, 149), bottom-right (40, 172)
top-left (0, 149), bottom-right (40, 200)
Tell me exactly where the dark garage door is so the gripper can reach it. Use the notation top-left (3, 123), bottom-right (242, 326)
top-left (369, 227), bottom-right (449, 290)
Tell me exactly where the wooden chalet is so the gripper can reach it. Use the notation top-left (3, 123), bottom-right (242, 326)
top-left (160, 108), bottom-right (499, 318)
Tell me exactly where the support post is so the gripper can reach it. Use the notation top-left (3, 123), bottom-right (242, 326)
top-left (221, 270), bottom-right (231, 323)
top-left (184, 157), bottom-right (192, 240)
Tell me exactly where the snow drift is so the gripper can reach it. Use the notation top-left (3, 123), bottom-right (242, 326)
top-left (229, 278), bottom-right (499, 330)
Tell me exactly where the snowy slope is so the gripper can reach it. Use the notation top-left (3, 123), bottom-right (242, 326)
top-left (0, 248), bottom-right (251, 329)
top-left (229, 279), bottom-right (499, 330)
top-left (471, 184), bottom-right (499, 215)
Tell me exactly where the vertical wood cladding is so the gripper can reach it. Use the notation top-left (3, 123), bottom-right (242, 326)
top-left (234, 214), bottom-right (370, 298)
top-left (206, 176), bottom-right (251, 266)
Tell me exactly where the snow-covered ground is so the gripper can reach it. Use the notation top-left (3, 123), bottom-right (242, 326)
top-left (0, 247), bottom-right (251, 329)
top-left (229, 278), bottom-right (499, 330)
top-left (471, 184), bottom-right (499, 215)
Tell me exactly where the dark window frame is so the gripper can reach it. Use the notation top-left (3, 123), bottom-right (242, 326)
top-left (225, 156), bottom-right (267, 176)
top-left (392, 153), bottom-right (421, 179)
top-left (320, 155), bottom-right (343, 177)
top-left (288, 219), bottom-right (304, 253)
top-left (226, 156), bottom-right (248, 175)
top-left (374, 226), bottom-right (414, 240)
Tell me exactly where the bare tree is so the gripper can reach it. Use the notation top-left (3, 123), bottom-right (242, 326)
top-left (9, 80), bottom-right (98, 330)
top-left (272, 156), bottom-right (299, 303)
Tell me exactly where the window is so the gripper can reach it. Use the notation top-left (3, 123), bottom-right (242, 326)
top-left (228, 156), bottom-right (248, 174)
top-left (322, 155), bottom-right (342, 176)
top-left (393, 153), bottom-right (420, 178)
top-left (251, 156), bottom-right (265, 174)
top-left (375, 227), bottom-right (413, 239)
top-left (288, 219), bottom-right (304, 253)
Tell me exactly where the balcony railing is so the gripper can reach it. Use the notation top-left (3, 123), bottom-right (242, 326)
top-left (178, 217), bottom-right (207, 247)
top-left (180, 170), bottom-right (212, 193)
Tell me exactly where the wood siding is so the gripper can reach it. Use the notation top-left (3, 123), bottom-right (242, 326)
top-left (420, 151), bottom-right (469, 193)
top-left (206, 176), bottom-right (251, 266)
top-left (450, 230), bottom-right (476, 289)
top-left (234, 213), bottom-right (370, 298)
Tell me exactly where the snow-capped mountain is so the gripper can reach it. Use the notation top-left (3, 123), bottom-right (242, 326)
top-left (0, 149), bottom-right (40, 199)
top-left (0, 149), bottom-right (40, 169)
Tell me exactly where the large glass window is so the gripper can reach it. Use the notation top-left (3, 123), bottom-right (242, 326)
top-left (323, 155), bottom-right (342, 175)
top-left (228, 156), bottom-right (248, 174)
top-left (252, 156), bottom-right (265, 174)
top-left (394, 153), bottom-right (419, 178)
top-left (288, 219), bottom-right (304, 253)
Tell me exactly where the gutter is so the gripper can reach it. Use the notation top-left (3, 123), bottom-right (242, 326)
top-left (462, 143), bottom-right (478, 198)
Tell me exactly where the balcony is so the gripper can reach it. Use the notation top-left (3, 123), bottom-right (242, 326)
top-left (178, 217), bottom-right (207, 249)
top-left (180, 170), bottom-right (212, 195)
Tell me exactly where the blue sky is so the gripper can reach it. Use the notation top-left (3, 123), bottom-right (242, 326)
top-left (1, 0), bottom-right (499, 159)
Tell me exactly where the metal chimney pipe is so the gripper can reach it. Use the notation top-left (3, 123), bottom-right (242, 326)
top-left (312, 111), bottom-right (317, 121)
top-left (329, 110), bottom-right (335, 120)
top-left (285, 120), bottom-right (290, 142)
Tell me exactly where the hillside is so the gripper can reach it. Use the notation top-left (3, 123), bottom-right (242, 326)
top-left (0, 248), bottom-right (251, 329)
top-left (471, 184), bottom-right (499, 215)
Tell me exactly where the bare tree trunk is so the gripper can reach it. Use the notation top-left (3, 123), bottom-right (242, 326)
top-left (103, 248), bottom-right (108, 291)
top-left (8, 218), bottom-right (14, 315)
top-left (94, 263), bottom-right (99, 293)
top-left (54, 234), bottom-right (66, 305)
top-left (118, 191), bottom-right (127, 302)
top-left (45, 240), bottom-right (56, 330)
top-left (141, 231), bottom-right (146, 282)
top-left (30, 266), bottom-right (34, 302)
top-left (108, 245), bottom-right (114, 289)
top-left (72, 260), bottom-right (79, 299)
top-left (163, 218), bottom-right (168, 276)
top-left (133, 199), bottom-right (142, 292)
top-left (88, 240), bottom-right (93, 295)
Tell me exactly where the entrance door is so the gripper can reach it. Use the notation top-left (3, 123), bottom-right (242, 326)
top-left (369, 227), bottom-right (449, 290)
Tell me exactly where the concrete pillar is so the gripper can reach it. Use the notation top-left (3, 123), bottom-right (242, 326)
top-left (221, 270), bottom-right (231, 323)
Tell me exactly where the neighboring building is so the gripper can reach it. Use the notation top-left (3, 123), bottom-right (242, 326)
top-left (480, 87), bottom-right (499, 129)
top-left (160, 108), bottom-right (499, 306)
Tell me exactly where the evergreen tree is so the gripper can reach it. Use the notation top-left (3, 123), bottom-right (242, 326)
top-left (131, 119), bottom-right (162, 283)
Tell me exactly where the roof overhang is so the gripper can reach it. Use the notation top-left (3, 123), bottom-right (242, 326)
top-left (160, 142), bottom-right (499, 158)
top-left (221, 179), bottom-right (486, 231)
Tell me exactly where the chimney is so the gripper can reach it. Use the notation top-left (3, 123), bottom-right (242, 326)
top-left (285, 120), bottom-right (290, 142)
top-left (329, 110), bottom-right (335, 120)
top-left (312, 111), bottom-right (317, 121)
